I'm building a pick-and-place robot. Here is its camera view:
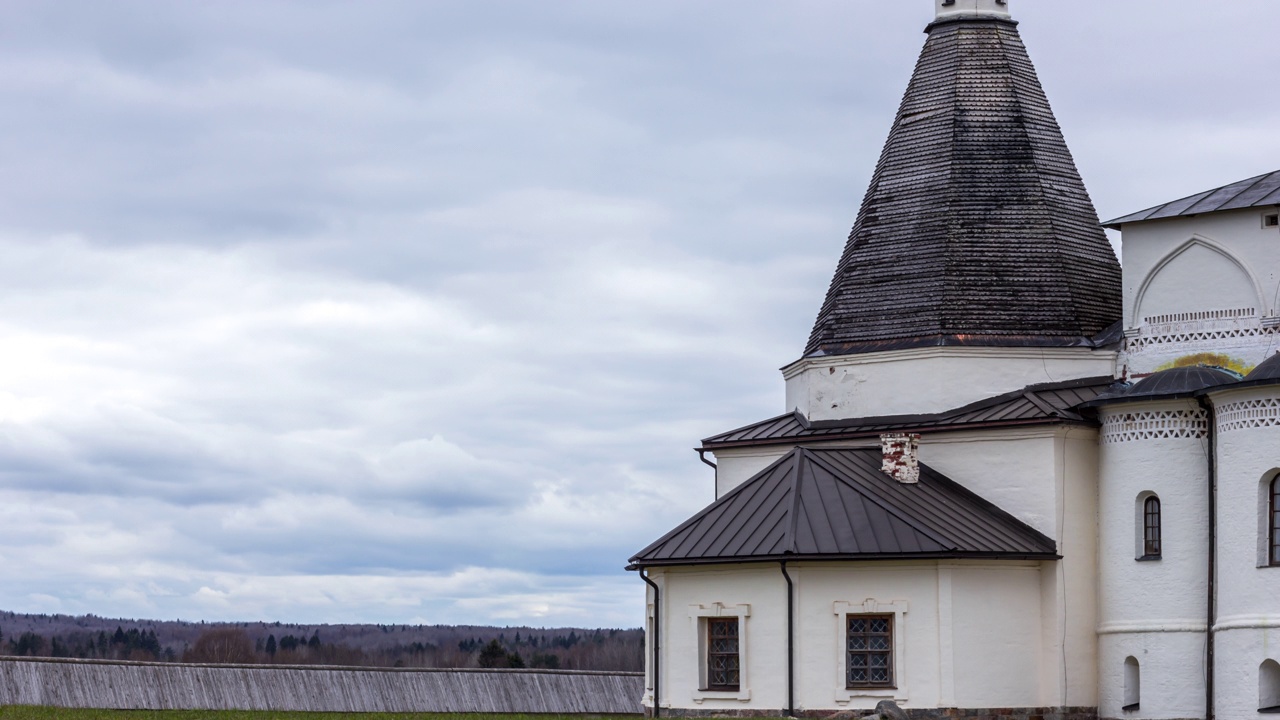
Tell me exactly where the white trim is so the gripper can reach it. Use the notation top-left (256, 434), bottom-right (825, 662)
top-left (831, 599), bottom-right (909, 706)
top-left (1096, 620), bottom-right (1207, 635)
top-left (1131, 234), bottom-right (1267, 326)
top-left (1213, 615), bottom-right (1280, 632)
top-left (780, 346), bottom-right (1116, 380)
top-left (687, 603), bottom-right (752, 703)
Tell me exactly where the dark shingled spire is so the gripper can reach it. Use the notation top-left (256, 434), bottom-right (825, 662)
top-left (805, 13), bottom-right (1122, 357)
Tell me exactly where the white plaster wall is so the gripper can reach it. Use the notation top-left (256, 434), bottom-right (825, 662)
top-left (651, 561), bottom-right (1066, 714)
top-left (1213, 629), bottom-right (1280, 720)
top-left (712, 447), bottom-right (794, 498)
top-left (1096, 400), bottom-right (1209, 719)
top-left (949, 565), bottom-right (1044, 709)
top-left (783, 347), bottom-right (1115, 421)
top-left (1119, 209), bottom-right (1280, 327)
top-left (1117, 209), bottom-right (1280, 375)
top-left (934, 0), bottom-right (1011, 20)
top-left (1097, 631), bottom-right (1206, 720)
top-left (1040, 430), bottom-right (1100, 708)
top-left (1205, 385), bottom-right (1280, 718)
top-left (918, 429), bottom-right (1060, 537)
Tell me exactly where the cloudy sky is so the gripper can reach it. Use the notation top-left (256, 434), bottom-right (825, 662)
top-left (0, 0), bottom-right (1276, 629)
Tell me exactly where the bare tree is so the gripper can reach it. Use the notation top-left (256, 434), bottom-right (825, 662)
top-left (183, 628), bottom-right (255, 664)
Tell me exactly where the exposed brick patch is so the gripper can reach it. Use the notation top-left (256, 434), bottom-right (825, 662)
top-left (880, 433), bottom-right (921, 484)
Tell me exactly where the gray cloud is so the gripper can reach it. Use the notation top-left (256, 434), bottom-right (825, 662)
top-left (0, 0), bottom-right (1275, 627)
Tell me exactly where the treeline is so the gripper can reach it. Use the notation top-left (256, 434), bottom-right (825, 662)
top-left (0, 612), bottom-right (642, 672)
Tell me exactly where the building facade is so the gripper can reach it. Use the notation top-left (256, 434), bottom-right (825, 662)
top-left (628, 2), bottom-right (1280, 719)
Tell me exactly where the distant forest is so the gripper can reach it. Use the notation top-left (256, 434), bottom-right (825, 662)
top-left (0, 611), bottom-right (643, 672)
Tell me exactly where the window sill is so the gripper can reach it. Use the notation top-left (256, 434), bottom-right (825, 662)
top-left (691, 688), bottom-right (751, 703)
top-left (1122, 702), bottom-right (1140, 712)
top-left (1259, 705), bottom-right (1280, 714)
top-left (1136, 555), bottom-right (1161, 562)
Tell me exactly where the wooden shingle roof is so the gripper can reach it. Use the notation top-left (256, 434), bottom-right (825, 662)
top-left (628, 447), bottom-right (1057, 568)
top-left (806, 16), bottom-right (1122, 357)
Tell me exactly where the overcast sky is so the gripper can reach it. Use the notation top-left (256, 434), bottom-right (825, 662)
top-left (0, 0), bottom-right (1276, 629)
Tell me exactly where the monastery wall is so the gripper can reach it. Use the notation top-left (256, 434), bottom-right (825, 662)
top-left (0, 657), bottom-right (643, 714)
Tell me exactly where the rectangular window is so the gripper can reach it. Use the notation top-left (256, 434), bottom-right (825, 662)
top-left (846, 615), bottom-right (894, 688)
top-left (1265, 213), bottom-right (1279, 228)
top-left (706, 618), bottom-right (740, 691)
top-left (1271, 477), bottom-right (1280, 566)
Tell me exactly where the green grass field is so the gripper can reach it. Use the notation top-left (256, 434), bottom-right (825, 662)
top-left (0, 710), bottom-right (642, 720)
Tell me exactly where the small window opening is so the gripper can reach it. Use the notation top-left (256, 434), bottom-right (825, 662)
top-left (1140, 495), bottom-right (1162, 560)
top-left (1271, 477), bottom-right (1280, 567)
top-left (1261, 659), bottom-right (1280, 712)
top-left (705, 618), bottom-right (740, 691)
top-left (1265, 213), bottom-right (1280, 229)
top-left (1123, 656), bottom-right (1141, 711)
top-left (846, 614), bottom-right (895, 689)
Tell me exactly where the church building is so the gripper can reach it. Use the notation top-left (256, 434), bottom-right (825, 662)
top-left (628, 2), bottom-right (1280, 719)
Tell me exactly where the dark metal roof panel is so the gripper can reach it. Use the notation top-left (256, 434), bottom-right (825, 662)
top-left (702, 376), bottom-right (1111, 449)
top-left (1246, 353), bottom-right (1280, 382)
top-left (629, 447), bottom-right (1057, 567)
top-left (1105, 170), bottom-right (1280, 227)
top-left (1086, 366), bottom-right (1239, 406)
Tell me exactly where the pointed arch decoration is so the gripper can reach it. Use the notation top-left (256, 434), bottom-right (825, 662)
top-left (1132, 234), bottom-right (1267, 326)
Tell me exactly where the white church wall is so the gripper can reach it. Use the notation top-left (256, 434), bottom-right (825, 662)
top-left (1118, 208), bottom-right (1280, 376)
top-left (782, 347), bottom-right (1116, 421)
top-left (917, 429), bottom-right (1060, 537)
top-left (1096, 400), bottom-right (1209, 719)
top-left (649, 560), bottom-right (1070, 714)
top-left (1039, 430), bottom-right (1100, 708)
top-left (1206, 385), bottom-right (1280, 719)
top-left (711, 446), bottom-right (796, 498)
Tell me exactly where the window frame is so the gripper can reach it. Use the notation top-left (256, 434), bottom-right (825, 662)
top-left (845, 614), bottom-right (895, 689)
top-left (1142, 495), bottom-right (1162, 560)
top-left (1135, 492), bottom-right (1162, 561)
top-left (1271, 476), bottom-right (1280, 567)
top-left (832, 599), bottom-right (909, 706)
top-left (704, 618), bottom-right (740, 692)
top-left (687, 603), bottom-right (751, 703)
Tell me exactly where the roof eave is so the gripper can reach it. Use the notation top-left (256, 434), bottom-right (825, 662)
top-left (628, 550), bottom-right (1061, 571)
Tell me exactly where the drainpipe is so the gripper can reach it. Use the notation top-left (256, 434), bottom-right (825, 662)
top-left (641, 569), bottom-right (661, 719)
top-left (780, 560), bottom-right (795, 717)
top-left (1197, 395), bottom-right (1217, 720)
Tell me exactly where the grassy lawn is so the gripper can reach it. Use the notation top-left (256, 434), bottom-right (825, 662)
top-left (0, 711), bottom-right (642, 720)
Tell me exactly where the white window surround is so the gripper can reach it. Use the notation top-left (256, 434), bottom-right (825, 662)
top-left (833, 599), bottom-right (909, 705)
top-left (687, 603), bottom-right (751, 703)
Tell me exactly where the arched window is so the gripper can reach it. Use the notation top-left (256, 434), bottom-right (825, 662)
top-left (1124, 656), bottom-right (1141, 711)
top-left (1260, 659), bottom-right (1280, 712)
top-left (1271, 477), bottom-right (1280, 567)
top-left (1141, 496), bottom-right (1161, 560)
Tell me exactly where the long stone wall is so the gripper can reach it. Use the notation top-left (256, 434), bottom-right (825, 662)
top-left (0, 656), bottom-right (644, 714)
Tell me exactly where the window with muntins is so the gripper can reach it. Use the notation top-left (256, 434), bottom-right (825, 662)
top-left (846, 615), bottom-right (894, 688)
top-left (706, 618), bottom-right (740, 691)
top-left (1271, 477), bottom-right (1280, 566)
top-left (1143, 496), bottom-right (1162, 559)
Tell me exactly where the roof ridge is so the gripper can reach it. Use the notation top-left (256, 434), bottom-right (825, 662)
top-left (1104, 169), bottom-right (1279, 227)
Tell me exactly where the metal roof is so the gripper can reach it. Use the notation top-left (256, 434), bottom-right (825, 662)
top-left (1246, 353), bottom-right (1280, 382)
top-left (628, 447), bottom-right (1057, 569)
top-left (1083, 366), bottom-right (1240, 407)
top-left (805, 17), bottom-right (1121, 358)
top-left (1104, 170), bottom-right (1280, 228)
top-left (701, 376), bottom-right (1111, 450)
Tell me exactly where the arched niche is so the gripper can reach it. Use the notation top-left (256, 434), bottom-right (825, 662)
top-left (1260, 659), bottom-right (1280, 712)
top-left (1133, 236), bottom-right (1266, 326)
top-left (1123, 656), bottom-right (1141, 711)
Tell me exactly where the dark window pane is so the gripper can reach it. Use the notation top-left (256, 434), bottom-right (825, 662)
top-left (706, 618), bottom-right (740, 691)
top-left (846, 615), bottom-right (894, 688)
